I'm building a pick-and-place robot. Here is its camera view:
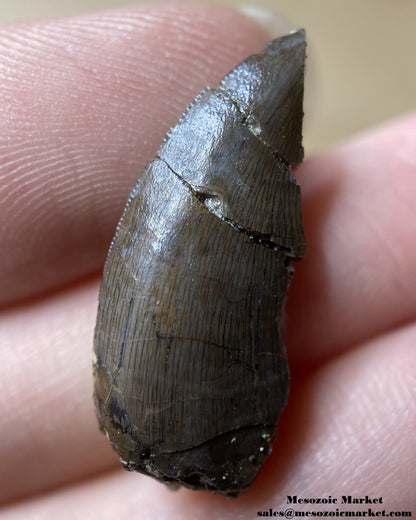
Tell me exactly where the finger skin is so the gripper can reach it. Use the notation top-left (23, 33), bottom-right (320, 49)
top-left (0, 280), bottom-right (116, 506)
top-left (288, 111), bottom-right (416, 366)
top-left (0, 2), bottom-right (269, 305)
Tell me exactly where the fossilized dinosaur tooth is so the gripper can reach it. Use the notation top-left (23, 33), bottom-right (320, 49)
top-left (93, 29), bottom-right (306, 497)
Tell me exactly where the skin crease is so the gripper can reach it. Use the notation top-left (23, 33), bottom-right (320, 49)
top-left (0, 3), bottom-right (415, 518)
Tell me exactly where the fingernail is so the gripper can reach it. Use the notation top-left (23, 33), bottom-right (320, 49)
top-left (237, 5), bottom-right (298, 39)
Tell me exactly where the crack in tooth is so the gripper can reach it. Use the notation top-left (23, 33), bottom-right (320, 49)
top-left (216, 87), bottom-right (290, 167)
top-left (156, 157), bottom-right (292, 254)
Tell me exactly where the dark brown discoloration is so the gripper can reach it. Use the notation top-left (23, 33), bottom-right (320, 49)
top-left (94, 30), bottom-right (306, 496)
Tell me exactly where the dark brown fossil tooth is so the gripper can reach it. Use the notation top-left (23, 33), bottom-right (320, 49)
top-left (93, 29), bottom-right (306, 497)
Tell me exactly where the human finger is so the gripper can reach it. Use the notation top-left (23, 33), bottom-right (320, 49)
top-left (287, 112), bottom-right (416, 367)
top-left (0, 3), bottom-right (270, 305)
